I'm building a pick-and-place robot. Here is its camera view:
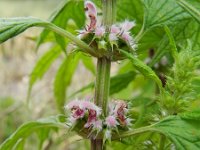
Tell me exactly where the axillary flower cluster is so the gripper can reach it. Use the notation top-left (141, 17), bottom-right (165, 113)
top-left (65, 99), bottom-right (132, 140)
top-left (77, 1), bottom-right (137, 60)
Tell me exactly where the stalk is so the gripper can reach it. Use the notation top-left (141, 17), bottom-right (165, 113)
top-left (91, 0), bottom-right (116, 150)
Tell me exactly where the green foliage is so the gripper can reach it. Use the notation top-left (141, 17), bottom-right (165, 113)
top-left (1, 0), bottom-right (200, 149)
top-left (54, 52), bottom-right (80, 113)
top-left (119, 49), bottom-right (163, 91)
top-left (142, 0), bottom-right (189, 29)
top-left (0, 115), bottom-right (66, 150)
top-left (37, 0), bottom-right (85, 50)
top-left (153, 115), bottom-right (200, 150)
top-left (28, 46), bottom-right (62, 100)
top-left (111, 113), bottom-right (200, 150)
top-left (177, 0), bottom-right (200, 24)
top-left (0, 17), bottom-right (46, 43)
top-left (68, 71), bottom-right (136, 98)
top-left (160, 46), bottom-right (200, 115)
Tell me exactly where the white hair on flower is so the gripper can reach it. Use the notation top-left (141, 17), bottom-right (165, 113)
top-left (65, 99), bottom-right (80, 109)
top-left (120, 20), bottom-right (136, 32)
top-left (95, 26), bottom-right (106, 38)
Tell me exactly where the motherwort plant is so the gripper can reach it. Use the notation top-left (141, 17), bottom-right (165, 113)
top-left (1, 0), bottom-right (200, 150)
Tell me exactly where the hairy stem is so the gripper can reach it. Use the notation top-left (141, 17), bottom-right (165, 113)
top-left (91, 0), bottom-right (116, 150)
top-left (95, 57), bottom-right (111, 116)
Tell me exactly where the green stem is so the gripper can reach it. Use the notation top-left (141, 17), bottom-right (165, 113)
top-left (95, 57), bottom-right (111, 116)
top-left (159, 134), bottom-right (166, 150)
top-left (91, 139), bottom-right (104, 150)
top-left (112, 125), bottom-right (154, 140)
top-left (91, 0), bottom-right (116, 150)
top-left (45, 23), bottom-right (102, 57)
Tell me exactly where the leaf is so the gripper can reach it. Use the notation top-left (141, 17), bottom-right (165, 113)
top-left (37, 128), bottom-right (51, 150)
top-left (37, 0), bottom-right (85, 49)
top-left (0, 115), bottom-right (66, 150)
top-left (28, 47), bottom-right (62, 100)
top-left (153, 116), bottom-right (200, 150)
top-left (117, 114), bottom-right (200, 150)
top-left (180, 109), bottom-right (200, 121)
top-left (110, 71), bottom-right (136, 95)
top-left (119, 49), bottom-right (163, 91)
top-left (81, 55), bottom-right (95, 75)
top-left (0, 17), bottom-right (96, 57)
top-left (54, 53), bottom-right (80, 113)
top-left (142, 0), bottom-right (189, 29)
top-left (177, 0), bottom-right (200, 24)
top-left (164, 26), bottom-right (178, 60)
top-left (116, 0), bottom-right (144, 34)
top-left (0, 17), bottom-right (46, 43)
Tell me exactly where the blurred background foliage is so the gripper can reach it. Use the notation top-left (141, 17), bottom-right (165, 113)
top-left (1, 0), bottom-right (200, 150)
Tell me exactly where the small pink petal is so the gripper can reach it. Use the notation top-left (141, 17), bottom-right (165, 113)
top-left (95, 26), bottom-right (105, 37)
top-left (111, 24), bottom-right (121, 34)
top-left (109, 33), bottom-right (118, 41)
top-left (65, 100), bottom-right (80, 110)
top-left (84, 1), bottom-right (97, 17)
top-left (93, 120), bottom-right (103, 131)
top-left (121, 20), bottom-right (135, 32)
top-left (121, 32), bottom-right (132, 42)
top-left (105, 116), bottom-right (118, 127)
top-left (72, 108), bottom-right (85, 119)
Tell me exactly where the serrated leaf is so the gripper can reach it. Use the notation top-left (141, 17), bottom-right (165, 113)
top-left (153, 116), bottom-right (200, 150)
top-left (117, 115), bottom-right (200, 150)
top-left (37, 0), bottom-right (85, 49)
top-left (0, 17), bottom-right (47, 43)
top-left (28, 47), bottom-right (62, 100)
top-left (54, 53), bottom-right (80, 113)
top-left (119, 49), bottom-right (163, 91)
top-left (164, 26), bottom-right (178, 60)
top-left (142, 0), bottom-right (189, 29)
top-left (180, 109), bottom-right (200, 121)
top-left (0, 115), bottom-right (66, 150)
top-left (177, 0), bottom-right (200, 24)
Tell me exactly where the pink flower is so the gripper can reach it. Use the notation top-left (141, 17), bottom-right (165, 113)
top-left (111, 24), bottom-right (121, 34)
top-left (114, 100), bottom-right (128, 126)
top-left (72, 107), bottom-right (85, 119)
top-left (109, 33), bottom-right (118, 41)
top-left (121, 32), bottom-right (137, 50)
top-left (121, 32), bottom-right (132, 42)
top-left (95, 26), bottom-right (105, 38)
top-left (84, 1), bottom-right (97, 31)
top-left (84, 109), bottom-right (99, 128)
top-left (84, 1), bottom-right (97, 18)
top-left (65, 100), bottom-right (80, 110)
top-left (120, 20), bottom-right (135, 32)
top-left (105, 115), bottom-right (119, 128)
